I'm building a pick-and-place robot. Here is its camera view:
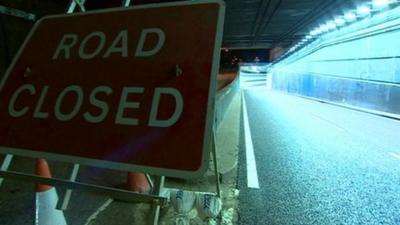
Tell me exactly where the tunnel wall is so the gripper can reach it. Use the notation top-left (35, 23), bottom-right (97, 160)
top-left (271, 6), bottom-right (400, 116)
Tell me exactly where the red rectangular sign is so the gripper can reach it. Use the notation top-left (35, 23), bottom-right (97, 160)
top-left (0, 0), bottom-right (225, 178)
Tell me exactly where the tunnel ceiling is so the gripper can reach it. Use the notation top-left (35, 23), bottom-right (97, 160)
top-left (0, 0), bottom-right (368, 50)
top-left (223, 0), bottom-right (368, 49)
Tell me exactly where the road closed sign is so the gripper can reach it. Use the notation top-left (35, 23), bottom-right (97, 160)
top-left (0, 0), bottom-right (225, 178)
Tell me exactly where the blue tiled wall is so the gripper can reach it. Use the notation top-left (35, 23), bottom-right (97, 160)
top-left (271, 7), bottom-right (400, 116)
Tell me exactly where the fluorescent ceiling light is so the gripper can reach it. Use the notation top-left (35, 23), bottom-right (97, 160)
top-left (310, 28), bottom-right (322, 36)
top-left (344, 12), bottom-right (357, 21)
top-left (327, 21), bottom-right (336, 30)
top-left (320, 24), bottom-right (329, 32)
top-left (316, 28), bottom-right (324, 33)
top-left (334, 18), bottom-right (346, 26)
top-left (373, 0), bottom-right (390, 7)
top-left (357, 5), bottom-right (371, 15)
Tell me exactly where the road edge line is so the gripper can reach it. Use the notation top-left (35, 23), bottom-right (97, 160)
top-left (242, 91), bottom-right (260, 189)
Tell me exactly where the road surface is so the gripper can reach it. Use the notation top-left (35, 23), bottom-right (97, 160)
top-left (238, 85), bottom-right (400, 225)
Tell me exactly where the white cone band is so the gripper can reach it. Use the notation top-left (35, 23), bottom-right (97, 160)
top-left (35, 187), bottom-right (67, 225)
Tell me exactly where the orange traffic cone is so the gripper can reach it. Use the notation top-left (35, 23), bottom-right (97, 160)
top-left (127, 172), bottom-right (150, 193)
top-left (35, 159), bottom-right (67, 225)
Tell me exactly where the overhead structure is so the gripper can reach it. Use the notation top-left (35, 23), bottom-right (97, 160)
top-left (280, 0), bottom-right (400, 61)
top-left (0, 0), bottom-right (379, 51)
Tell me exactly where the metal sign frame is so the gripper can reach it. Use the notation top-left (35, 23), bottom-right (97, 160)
top-left (0, 130), bottom-right (221, 224)
top-left (1, 1), bottom-right (224, 224)
top-left (0, 0), bottom-right (226, 179)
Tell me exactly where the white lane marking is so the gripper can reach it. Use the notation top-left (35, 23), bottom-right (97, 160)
top-left (0, 154), bottom-right (14, 187)
top-left (389, 152), bottom-right (400, 160)
top-left (60, 164), bottom-right (80, 210)
top-left (242, 92), bottom-right (260, 189)
top-left (84, 198), bottom-right (113, 225)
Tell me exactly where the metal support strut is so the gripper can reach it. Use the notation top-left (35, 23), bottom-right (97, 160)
top-left (150, 176), bottom-right (165, 225)
top-left (212, 129), bottom-right (222, 198)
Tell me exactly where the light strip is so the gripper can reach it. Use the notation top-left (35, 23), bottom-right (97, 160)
top-left (283, 0), bottom-right (397, 61)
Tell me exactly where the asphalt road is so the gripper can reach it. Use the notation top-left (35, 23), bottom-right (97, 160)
top-left (238, 87), bottom-right (400, 225)
top-left (0, 160), bottom-right (124, 225)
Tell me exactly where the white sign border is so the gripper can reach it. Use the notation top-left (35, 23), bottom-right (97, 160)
top-left (0, 0), bottom-right (226, 179)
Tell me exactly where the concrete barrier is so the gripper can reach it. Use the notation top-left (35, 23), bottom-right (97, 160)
top-left (214, 73), bottom-right (240, 131)
top-left (272, 70), bottom-right (400, 117)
